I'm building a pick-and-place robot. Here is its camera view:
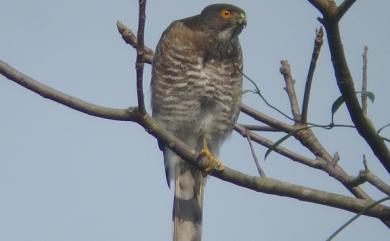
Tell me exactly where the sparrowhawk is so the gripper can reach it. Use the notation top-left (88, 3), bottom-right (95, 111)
top-left (151, 4), bottom-right (246, 241)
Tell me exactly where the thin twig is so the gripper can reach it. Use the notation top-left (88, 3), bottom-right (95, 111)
top-left (240, 104), bottom-right (294, 133)
top-left (242, 71), bottom-right (356, 129)
top-left (135, 0), bottom-right (147, 114)
top-left (239, 69), bottom-right (296, 122)
top-left (280, 60), bottom-right (301, 122)
top-left (234, 124), bottom-right (321, 169)
top-left (301, 27), bottom-right (324, 122)
top-left (362, 46), bottom-right (368, 116)
top-left (116, 21), bottom-right (153, 64)
top-left (239, 124), bottom-right (279, 132)
top-left (244, 128), bottom-right (266, 177)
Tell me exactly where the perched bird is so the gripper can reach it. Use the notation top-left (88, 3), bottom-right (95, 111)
top-left (151, 4), bottom-right (246, 241)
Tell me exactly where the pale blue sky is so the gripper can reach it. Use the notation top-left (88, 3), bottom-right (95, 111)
top-left (1, 1), bottom-right (389, 241)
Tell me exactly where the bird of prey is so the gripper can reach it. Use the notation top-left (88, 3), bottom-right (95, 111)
top-left (151, 4), bottom-right (246, 241)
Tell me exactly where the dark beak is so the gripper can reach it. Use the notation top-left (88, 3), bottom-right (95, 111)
top-left (238, 12), bottom-right (247, 27)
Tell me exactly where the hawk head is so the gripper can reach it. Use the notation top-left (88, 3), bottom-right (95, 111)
top-left (200, 4), bottom-right (247, 41)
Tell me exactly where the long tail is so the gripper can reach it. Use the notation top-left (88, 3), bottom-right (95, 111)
top-left (173, 162), bottom-right (205, 241)
top-left (164, 147), bottom-right (205, 241)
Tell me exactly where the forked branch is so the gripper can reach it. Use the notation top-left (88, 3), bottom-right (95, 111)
top-left (308, 0), bottom-right (390, 173)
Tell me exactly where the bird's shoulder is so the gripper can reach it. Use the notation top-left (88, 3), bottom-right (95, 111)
top-left (157, 17), bottom-right (209, 51)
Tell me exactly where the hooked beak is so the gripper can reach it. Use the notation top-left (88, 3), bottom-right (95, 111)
top-left (238, 12), bottom-right (247, 27)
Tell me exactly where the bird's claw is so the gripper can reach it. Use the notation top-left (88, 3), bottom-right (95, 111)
top-left (200, 148), bottom-right (224, 175)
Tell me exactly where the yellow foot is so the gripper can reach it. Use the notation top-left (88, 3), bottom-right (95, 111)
top-left (200, 147), bottom-right (224, 174)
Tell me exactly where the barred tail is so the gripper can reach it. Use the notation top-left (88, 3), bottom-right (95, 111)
top-left (173, 163), bottom-right (205, 241)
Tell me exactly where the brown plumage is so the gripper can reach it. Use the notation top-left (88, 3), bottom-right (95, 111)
top-left (151, 4), bottom-right (246, 241)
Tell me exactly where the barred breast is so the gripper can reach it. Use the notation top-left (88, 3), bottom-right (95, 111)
top-left (151, 20), bottom-right (243, 150)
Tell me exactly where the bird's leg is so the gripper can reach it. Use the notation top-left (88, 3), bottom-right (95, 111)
top-left (199, 136), bottom-right (224, 173)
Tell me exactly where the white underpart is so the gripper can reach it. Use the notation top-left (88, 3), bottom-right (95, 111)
top-left (200, 112), bottom-right (215, 135)
top-left (217, 27), bottom-right (233, 41)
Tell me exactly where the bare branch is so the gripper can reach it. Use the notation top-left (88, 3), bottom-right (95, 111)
top-left (347, 171), bottom-right (367, 187)
top-left (116, 21), bottom-right (153, 64)
top-left (365, 171), bottom-right (390, 196)
top-left (0, 60), bottom-right (140, 121)
top-left (135, 0), bottom-right (147, 114)
top-left (234, 124), bottom-right (322, 169)
top-left (4, 58), bottom-right (388, 220)
top-left (238, 124), bottom-right (279, 132)
top-left (280, 60), bottom-right (301, 122)
top-left (362, 46), bottom-right (368, 116)
top-left (301, 27), bottom-right (324, 122)
top-left (244, 128), bottom-right (266, 177)
top-left (130, 111), bottom-right (390, 220)
top-left (307, 0), bottom-right (337, 19)
top-left (336, 0), bottom-right (357, 21)
top-left (241, 70), bottom-right (295, 121)
top-left (214, 167), bottom-right (390, 220)
top-left (318, 6), bottom-right (390, 173)
top-left (240, 104), bottom-right (294, 133)
top-left (307, 0), bottom-right (356, 22)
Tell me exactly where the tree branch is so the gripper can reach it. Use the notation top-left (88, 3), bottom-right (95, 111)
top-left (280, 60), bottom-right (301, 122)
top-left (214, 168), bottom-right (390, 220)
top-left (301, 27), bottom-right (324, 122)
top-left (238, 124), bottom-right (279, 132)
top-left (362, 46), bottom-right (368, 116)
top-left (349, 170), bottom-right (390, 197)
top-left (116, 21), bottom-right (153, 64)
top-left (240, 104), bottom-right (294, 133)
top-left (1, 58), bottom-right (389, 220)
top-left (0, 60), bottom-right (140, 121)
top-left (310, 2), bottom-right (390, 173)
top-left (307, 0), bottom-right (337, 18)
top-left (135, 0), bottom-right (147, 114)
top-left (336, 0), bottom-right (357, 21)
top-left (365, 171), bottom-right (390, 196)
top-left (244, 128), bottom-right (266, 177)
top-left (234, 124), bottom-right (321, 169)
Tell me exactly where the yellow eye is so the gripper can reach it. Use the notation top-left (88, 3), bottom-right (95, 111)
top-left (220, 9), bottom-right (232, 19)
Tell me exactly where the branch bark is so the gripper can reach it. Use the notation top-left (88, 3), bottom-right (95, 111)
top-left (280, 60), bottom-right (301, 122)
top-left (135, 0), bottom-right (147, 114)
top-left (362, 46), bottom-right (368, 116)
top-left (301, 27), bottom-right (324, 122)
top-left (117, 21), bottom-right (153, 63)
top-left (308, 0), bottom-right (390, 173)
top-left (0, 60), bottom-right (139, 121)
